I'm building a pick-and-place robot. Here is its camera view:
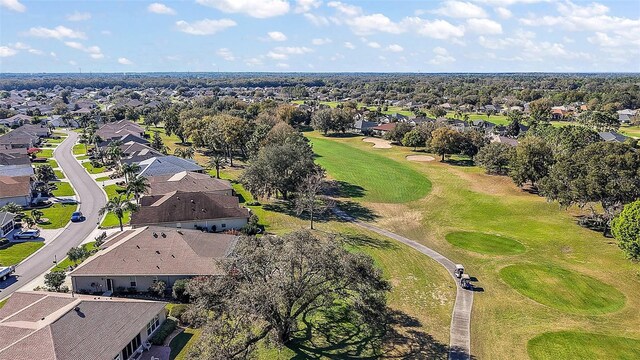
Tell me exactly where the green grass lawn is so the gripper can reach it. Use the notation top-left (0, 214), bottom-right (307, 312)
top-left (308, 134), bottom-right (431, 203)
top-left (95, 175), bottom-right (111, 182)
top-left (302, 133), bottom-right (640, 359)
top-left (499, 264), bottom-right (625, 315)
top-left (52, 242), bottom-right (96, 272)
top-left (37, 148), bottom-right (54, 158)
top-left (527, 331), bottom-right (640, 360)
top-left (34, 159), bottom-right (59, 169)
top-left (103, 184), bottom-right (128, 200)
top-left (170, 328), bottom-right (202, 360)
top-left (50, 182), bottom-right (75, 197)
top-left (44, 138), bottom-right (64, 145)
top-left (82, 161), bottom-right (106, 174)
top-left (620, 125), bottom-right (640, 138)
top-left (72, 143), bottom-right (87, 155)
top-left (52, 131), bottom-right (68, 137)
top-left (0, 242), bottom-right (44, 266)
top-left (0, 298), bottom-right (7, 309)
top-left (54, 170), bottom-right (65, 179)
top-left (445, 231), bottom-right (526, 255)
top-left (100, 211), bottom-right (130, 229)
top-left (37, 203), bottom-right (77, 229)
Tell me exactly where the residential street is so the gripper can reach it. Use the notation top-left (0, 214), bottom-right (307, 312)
top-left (0, 130), bottom-right (107, 300)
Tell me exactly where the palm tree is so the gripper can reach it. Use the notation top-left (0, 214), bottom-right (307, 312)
top-left (99, 195), bottom-right (137, 231)
top-left (174, 147), bottom-right (194, 159)
top-left (126, 176), bottom-right (150, 204)
top-left (23, 215), bottom-right (36, 229)
top-left (30, 209), bottom-right (44, 224)
top-left (106, 140), bottom-right (123, 165)
top-left (121, 163), bottom-right (140, 184)
top-left (209, 152), bottom-right (226, 179)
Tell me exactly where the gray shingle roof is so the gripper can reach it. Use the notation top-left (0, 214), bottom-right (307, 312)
top-left (137, 156), bottom-right (203, 177)
top-left (146, 171), bottom-right (232, 196)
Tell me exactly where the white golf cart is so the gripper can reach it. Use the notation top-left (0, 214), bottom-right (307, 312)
top-left (454, 264), bottom-right (464, 278)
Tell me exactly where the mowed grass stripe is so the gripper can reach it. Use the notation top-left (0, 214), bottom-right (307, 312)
top-left (310, 136), bottom-right (431, 203)
top-left (446, 231), bottom-right (526, 255)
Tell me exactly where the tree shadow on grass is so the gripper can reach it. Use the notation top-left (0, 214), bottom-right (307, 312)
top-left (285, 308), bottom-right (455, 360)
top-left (324, 180), bottom-right (366, 199)
top-left (340, 233), bottom-right (397, 250)
top-left (444, 159), bottom-right (475, 167)
top-left (263, 200), bottom-right (333, 225)
top-left (333, 201), bottom-right (379, 222)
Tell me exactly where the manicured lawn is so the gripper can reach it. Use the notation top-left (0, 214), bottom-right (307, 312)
top-left (72, 143), bottom-right (87, 155)
top-left (37, 203), bottom-right (77, 229)
top-left (95, 175), bottom-right (111, 182)
top-left (304, 133), bottom-right (639, 359)
top-left (0, 242), bottom-right (44, 266)
top-left (170, 328), bottom-right (202, 360)
top-left (527, 331), bottom-right (640, 360)
top-left (50, 182), bottom-right (75, 197)
top-left (82, 161), bottom-right (106, 174)
top-left (308, 134), bottom-right (431, 203)
top-left (52, 242), bottom-right (96, 272)
top-left (620, 125), bottom-right (640, 138)
top-left (76, 155), bottom-right (89, 160)
top-left (45, 138), bottom-right (64, 144)
top-left (446, 111), bottom-right (511, 125)
top-left (499, 264), bottom-right (625, 315)
top-left (37, 148), bottom-right (54, 158)
top-left (54, 170), bottom-right (65, 179)
top-left (103, 184), bottom-right (128, 200)
top-left (445, 231), bottom-right (526, 255)
top-left (34, 159), bottom-right (59, 168)
top-left (52, 131), bottom-right (68, 137)
top-left (100, 211), bottom-right (130, 228)
top-left (0, 298), bottom-right (7, 309)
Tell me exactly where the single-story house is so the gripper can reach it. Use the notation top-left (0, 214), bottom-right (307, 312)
top-left (490, 134), bottom-right (519, 147)
top-left (119, 142), bottom-right (164, 165)
top-left (137, 156), bottom-right (204, 177)
top-left (353, 119), bottom-right (378, 133)
top-left (0, 152), bottom-right (30, 166)
top-left (0, 114), bottom-right (32, 127)
top-left (0, 129), bottom-right (40, 149)
top-left (96, 120), bottom-right (145, 142)
top-left (598, 131), bottom-right (628, 143)
top-left (0, 175), bottom-right (32, 207)
top-left (0, 291), bottom-right (166, 360)
top-left (131, 191), bottom-right (249, 231)
top-left (71, 226), bottom-right (238, 293)
top-left (372, 122), bottom-right (397, 135)
top-left (0, 212), bottom-right (16, 237)
top-left (146, 171), bottom-right (233, 197)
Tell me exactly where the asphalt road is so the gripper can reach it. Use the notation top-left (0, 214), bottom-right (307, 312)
top-left (0, 130), bottom-right (107, 300)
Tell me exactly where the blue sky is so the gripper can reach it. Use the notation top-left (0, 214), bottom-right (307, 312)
top-left (1, 0), bottom-right (639, 73)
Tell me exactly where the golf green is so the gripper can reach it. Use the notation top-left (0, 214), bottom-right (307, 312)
top-left (445, 231), bottom-right (526, 255)
top-left (528, 331), bottom-right (640, 360)
top-left (500, 264), bottom-right (625, 315)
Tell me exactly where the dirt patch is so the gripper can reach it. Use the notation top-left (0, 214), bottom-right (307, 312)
top-left (362, 137), bottom-right (392, 149)
top-left (406, 155), bottom-right (436, 162)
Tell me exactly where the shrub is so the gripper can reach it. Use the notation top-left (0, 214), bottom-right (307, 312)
top-left (149, 318), bottom-right (177, 345)
top-left (149, 280), bottom-right (167, 297)
top-left (127, 287), bottom-right (138, 294)
top-left (169, 304), bottom-right (188, 320)
top-left (172, 279), bottom-right (190, 303)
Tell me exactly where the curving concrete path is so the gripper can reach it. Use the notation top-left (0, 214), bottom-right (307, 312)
top-left (333, 208), bottom-right (473, 360)
top-left (0, 130), bottom-right (107, 300)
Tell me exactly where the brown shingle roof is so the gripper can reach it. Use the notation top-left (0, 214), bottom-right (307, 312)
top-left (131, 191), bottom-right (249, 226)
top-left (146, 171), bottom-right (232, 196)
top-left (0, 175), bottom-right (31, 199)
top-left (71, 226), bottom-right (237, 276)
top-left (0, 291), bottom-right (166, 360)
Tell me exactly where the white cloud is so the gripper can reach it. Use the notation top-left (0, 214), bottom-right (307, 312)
top-left (69, 60), bottom-right (77, 66)
top-left (196, 0), bottom-right (290, 18)
top-left (387, 44), bottom-right (404, 52)
top-left (12, 42), bottom-right (30, 50)
top-left (66, 11), bottom-right (91, 21)
top-left (267, 51), bottom-right (288, 60)
top-left (295, 0), bottom-right (321, 13)
top-left (429, 47), bottom-right (456, 65)
top-left (27, 49), bottom-right (43, 55)
top-left (367, 41), bottom-right (381, 48)
top-left (175, 19), bottom-right (237, 35)
top-left (0, 46), bottom-right (18, 57)
top-left (64, 41), bottom-right (104, 59)
top-left (118, 57), bottom-right (133, 65)
top-left (588, 32), bottom-right (626, 48)
top-left (148, 3), bottom-right (176, 15)
top-left (344, 41), bottom-right (355, 49)
top-left (403, 18), bottom-right (465, 39)
top-left (328, 2), bottom-right (403, 35)
top-left (303, 13), bottom-right (330, 26)
top-left (267, 31), bottom-right (287, 41)
top-left (466, 18), bottom-right (503, 34)
top-left (276, 62), bottom-right (290, 68)
top-left (26, 25), bottom-right (86, 40)
top-left (216, 48), bottom-right (235, 61)
top-left (0, 0), bottom-right (26, 12)
top-left (472, 0), bottom-right (550, 5)
top-left (101, 30), bottom-right (112, 35)
top-left (312, 38), bottom-right (332, 45)
top-left (495, 7), bottom-right (511, 18)
top-left (273, 46), bottom-right (313, 54)
top-left (50, 52), bottom-right (56, 58)
top-left (433, 1), bottom-right (488, 18)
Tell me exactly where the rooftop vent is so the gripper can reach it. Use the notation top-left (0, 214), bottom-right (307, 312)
top-left (156, 250), bottom-right (160, 254)
top-left (152, 232), bottom-right (158, 238)
top-left (161, 232), bottom-right (166, 238)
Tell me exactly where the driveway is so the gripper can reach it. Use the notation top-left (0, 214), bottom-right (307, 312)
top-left (0, 130), bottom-right (107, 300)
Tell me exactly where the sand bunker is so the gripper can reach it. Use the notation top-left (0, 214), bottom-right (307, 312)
top-left (362, 137), bottom-right (392, 149)
top-left (406, 155), bottom-right (435, 162)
